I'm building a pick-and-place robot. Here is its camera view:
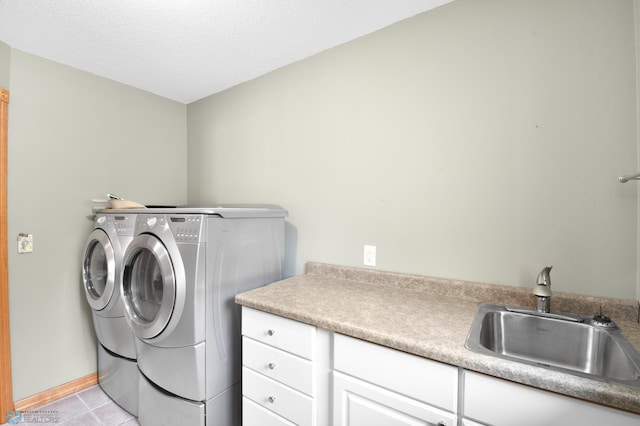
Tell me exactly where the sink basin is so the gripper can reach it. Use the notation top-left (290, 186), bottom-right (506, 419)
top-left (465, 303), bottom-right (640, 387)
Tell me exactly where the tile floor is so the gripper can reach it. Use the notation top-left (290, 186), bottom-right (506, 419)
top-left (2, 385), bottom-right (139, 426)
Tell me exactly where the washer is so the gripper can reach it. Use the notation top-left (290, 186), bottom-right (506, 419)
top-left (82, 212), bottom-right (139, 415)
top-left (120, 206), bottom-right (286, 426)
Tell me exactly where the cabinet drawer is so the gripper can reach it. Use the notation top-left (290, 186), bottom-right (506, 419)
top-left (243, 366), bottom-right (314, 426)
top-left (242, 307), bottom-right (316, 359)
top-left (243, 337), bottom-right (314, 396)
top-left (334, 333), bottom-right (458, 412)
top-left (243, 397), bottom-right (296, 426)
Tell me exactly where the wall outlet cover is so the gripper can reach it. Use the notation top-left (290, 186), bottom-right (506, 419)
top-left (364, 245), bottom-right (376, 266)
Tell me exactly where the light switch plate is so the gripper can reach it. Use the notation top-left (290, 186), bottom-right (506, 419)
top-left (17, 234), bottom-right (33, 254)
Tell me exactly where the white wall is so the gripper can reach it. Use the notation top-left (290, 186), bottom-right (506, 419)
top-left (187, 0), bottom-right (638, 299)
top-left (7, 49), bottom-right (187, 400)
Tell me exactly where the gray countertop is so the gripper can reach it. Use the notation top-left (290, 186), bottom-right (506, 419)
top-left (235, 262), bottom-right (640, 415)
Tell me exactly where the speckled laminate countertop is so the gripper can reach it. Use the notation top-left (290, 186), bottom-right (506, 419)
top-left (235, 262), bottom-right (640, 415)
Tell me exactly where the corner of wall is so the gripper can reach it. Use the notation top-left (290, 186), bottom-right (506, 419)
top-left (634, 0), bottom-right (640, 301)
top-left (0, 41), bottom-right (10, 89)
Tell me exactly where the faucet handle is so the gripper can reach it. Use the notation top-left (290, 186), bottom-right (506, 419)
top-left (536, 266), bottom-right (553, 287)
top-left (533, 266), bottom-right (553, 313)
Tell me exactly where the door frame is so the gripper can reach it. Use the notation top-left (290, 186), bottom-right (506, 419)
top-left (0, 87), bottom-right (14, 416)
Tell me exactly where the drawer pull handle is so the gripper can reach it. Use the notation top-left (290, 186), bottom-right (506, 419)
top-left (267, 329), bottom-right (276, 336)
top-left (268, 396), bottom-right (277, 404)
top-left (437, 422), bottom-right (446, 426)
top-left (268, 362), bottom-right (276, 370)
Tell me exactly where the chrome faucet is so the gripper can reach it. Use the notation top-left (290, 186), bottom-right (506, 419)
top-left (532, 266), bottom-right (553, 313)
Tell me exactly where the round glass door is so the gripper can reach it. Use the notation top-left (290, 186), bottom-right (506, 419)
top-left (82, 229), bottom-right (116, 310)
top-left (122, 234), bottom-right (176, 339)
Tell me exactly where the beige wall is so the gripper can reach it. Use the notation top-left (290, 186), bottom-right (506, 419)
top-left (7, 49), bottom-right (187, 400)
top-left (188, 0), bottom-right (638, 299)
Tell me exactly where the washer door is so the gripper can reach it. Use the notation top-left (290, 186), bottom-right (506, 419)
top-left (122, 234), bottom-right (176, 339)
top-left (82, 229), bottom-right (116, 310)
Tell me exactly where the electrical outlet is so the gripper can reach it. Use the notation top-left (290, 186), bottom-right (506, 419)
top-left (363, 245), bottom-right (376, 266)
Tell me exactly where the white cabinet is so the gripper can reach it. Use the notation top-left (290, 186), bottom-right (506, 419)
top-left (241, 307), bottom-right (318, 426)
top-left (462, 370), bottom-right (640, 426)
top-left (241, 307), bottom-right (640, 426)
top-left (333, 334), bottom-right (457, 426)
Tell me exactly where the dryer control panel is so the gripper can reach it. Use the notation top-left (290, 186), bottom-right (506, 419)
top-left (134, 214), bottom-right (206, 243)
top-left (169, 215), bottom-right (204, 243)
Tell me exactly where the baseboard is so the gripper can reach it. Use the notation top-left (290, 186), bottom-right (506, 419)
top-left (14, 372), bottom-right (98, 412)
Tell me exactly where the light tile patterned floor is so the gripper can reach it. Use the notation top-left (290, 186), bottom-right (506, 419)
top-left (2, 385), bottom-right (139, 426)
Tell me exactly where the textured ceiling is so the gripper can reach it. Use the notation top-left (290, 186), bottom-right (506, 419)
top-left (0, 0), bottom-right (454, 103)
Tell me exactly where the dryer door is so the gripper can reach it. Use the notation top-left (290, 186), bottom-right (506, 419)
top-left (82, 228), bottom-right (116, 310)
top-left (122, 234), bottom-right (177, 339)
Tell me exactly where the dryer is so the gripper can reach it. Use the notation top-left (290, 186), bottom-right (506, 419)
top-left (120, 206), bottom-right (286, 426)
top-left (82, 212), bottom-right (139, 415)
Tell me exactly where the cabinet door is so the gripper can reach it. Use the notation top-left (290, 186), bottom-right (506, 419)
top-left (463, 371), bottom-right (640, 426)
top-left (333, 372), bottom-right (456, 426)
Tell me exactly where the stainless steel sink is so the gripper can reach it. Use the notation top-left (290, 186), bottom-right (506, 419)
top-left (465, 303), bottom-right (640, 387)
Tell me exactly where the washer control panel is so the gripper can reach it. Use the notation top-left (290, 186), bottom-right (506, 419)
top-left (135, 215), bottom-right (166, 232)
top-left (96, 213), bottom-right (136, 236)
top-left (114, 215), bottom-right (135, 236)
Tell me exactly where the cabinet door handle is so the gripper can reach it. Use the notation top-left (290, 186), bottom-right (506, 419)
top-left (268, 396), bottom-right (277, 404)
top-left (436, 422), bottom-right (446, 426)
top-left (267, 329), bottom-right (276, 336)
top-left (268, 362), bottom-right (276, 370)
